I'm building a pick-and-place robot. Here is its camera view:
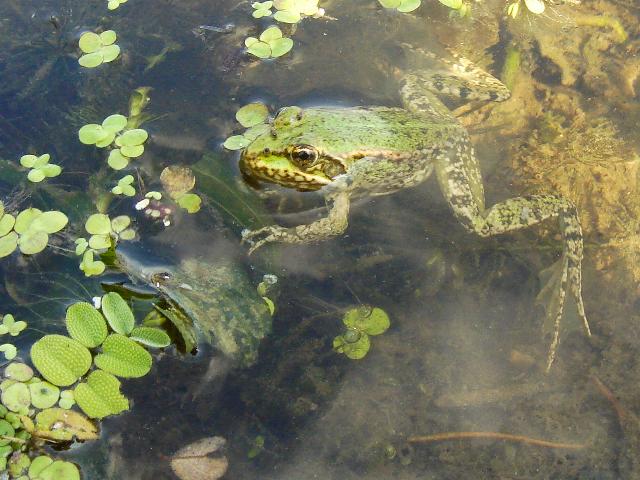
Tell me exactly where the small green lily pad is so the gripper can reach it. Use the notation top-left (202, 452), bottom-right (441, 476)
top-left (4, 363), bottom-right (33, 382)
top-left (1, 382), bottom-right (30, 413)
top-left (333, 331), bottom-right (371, 360)
top-left (29, 381), bottom-right (60, 409)
top-left (236, 103), bottom-right (269, 128)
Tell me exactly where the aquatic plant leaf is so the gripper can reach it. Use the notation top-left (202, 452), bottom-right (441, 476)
top-left (108, 149), bottom-right (129, 170)
top-left (88, 234), bottom-right (111, 250)
top-left (129, 327), bottom-right (171, 348)
top-left (273, 0), bottom-right (294, 9)
top-left (100, 30), bottom-right (117, 45)
top-left (0, 344), bottom-right (17, 360)
top-left (111, 215), bottom-right (131, 234)
top-left (378, 0), bottom-right (402, 7)
top-left (79, 32), bottom-right (101, 53)
top-left (85, 214), bottom-right (111, 235)
top-left (273, 10), bottom-right (301, 23)
top-left (74, 370), bottom-right (129, 419)
top-left (177, 193), bottom-right (202, 213)
top-left (31, 335), bottom-right (92, 386)
top-left (101, 293), bottom-right (134, 335)
top-left (398, 0), bottom-right (421, 12)
top-left (59, 390), bottom-right (75, 409)
top-left (118, 129), bottom-right (148, 146)
top-left (74, 238), bottom-right (88, 256)
top-left (94, 334), bottom-right (152, 378)
top-left (524, 0), bottom-right (545, 13)
top-left (65, 302), bottom-right (108, 348)
top-left (236, 103), bottom-right (269, 128)
top-left (17, 229), bottom-right (49, 254)
top-left (78, 52), bottom-right (103, 68)
top-left (119, 144), bottom-right (144, 158)
top-left (29, 381), bottom-right (60, 409)
top-left (34, 460), bottom-right (81, 480)
top-left (34, 408), bottom-right (98, 441)
top-left (437, 0), bottom-right (462, 8)
top-left (0, 420), bottom-right (15, 447)
top-left (78, 124), bottom-right (107, 145)
top-left (268, 37), bottom-right (293, 57)
top-left (260, 26), bottom-right (283, 42)
top-left (160, 165), bottom-right (196, 199)
top-left (1, 382), bottom-right (30, 413)
top-left (101, 45), bottom-right (121, 63)
top-left (223, 135), bottom-right (251, 150)
top-left (253, 8), bottom-right (272, 18)
top-left (171, 436), bottom-right (228, 480)
top-left (243, 123), bottom-right (270, 141)
top-left (27, 169), bottom-right (46, 183)
top-left (20, 154), bottom-right (38, 168)
top-left (119, 229), bottom-right (135, 240)
top-left (14, 208), bottom-right (42, 234)
top-left (39, 164), bottom-right (62, 178)
top-left (343, 306), bottom-right (390, 335)
top-left (95, 131), bottom-right (116, 148)
top-left (0, 231), bottom-right (18, 258)
top-left (0, 213), bottom-right (15, 237)
top-left (28, 456), bottom-right (53, 477)
top-left (80, 251), bottom-right (106, 277)
top-left (102, 114), bottom-right (127, 133)
top-left (4, 363), bottom-right (33, 382)
top-left (30, 211), bottom-right (68, 234)
top-left (246, 41), bottom-right (271, 59)
top-left (333, 332), bottom-right (370, 359)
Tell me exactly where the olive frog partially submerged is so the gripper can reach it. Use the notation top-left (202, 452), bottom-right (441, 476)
top-left (239, 46), bottom-right (590, 369)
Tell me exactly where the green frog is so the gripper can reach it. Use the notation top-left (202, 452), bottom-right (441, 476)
top-left (238, 47), bottom-right (590, 369)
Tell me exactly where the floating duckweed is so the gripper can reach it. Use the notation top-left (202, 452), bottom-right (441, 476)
top-left (333, 330), bottom-right (371, 360)
top-left (0, 314), bottom-right (27, 337)
top-left (0, 344), bottom-right (16, 361)
top-left (4, 363), bottom-right (33, 382)
top-left (224, 103), bottom-right (271, 150)
top-left (65, 302), bottom-right (108, 348)
top-left (108, 0), bottom-right (128, 10)
top-left (94, 334), bottom-right (153, 378)
top-left (58, 390), bottom-right (75, 410)
top-left (379, 0), bottom-right (422, 13)
top-left (0, 211), bottom-right (15, 237)
top-left (78, 31), bottom-right (120, 68)
top-left (236, 103), bottom-right (269, 128)
top-left (19, 153), bottom-right (62, 183)
top-left (245, 26), bottom-right (293, 59)
top-left (32, 459), bottom-right (80, 480)
top-left (78, 114), bottom-right (127, 146)
top-left (252, 1), bottom-right (273, 17)
top-left (29, 381), bottom-right (60, 409)
top-left (79, 250), bottom-right (106, 277)
top-left (112, 175), bottom-right (136, 197)
top-left (74, 370), bottom-right (129, 419)
top-left (1, 382), bottom-right (30, 413)
top-left (30, 335), bottom-right (92, 387)
top-left (74, 238), bottom-right (88, 256)
top-left (129, 327), bottom-right (171, 348)
top-left (101, 293), bottom-right (135, 335)
top-left (176, 193), bottom-right (202, 213)
top-left (333, 306), bottom-right (390, 360)
top-left (0, 419), bottom-right (15, 447)
top-left (273, 0), bottom-right (323, 23)
top-left (223, 135), bottom-right (251, 150)
top-left (159, 166), bottom-right (202, 214)
top-left (0, 208), bottom-right (69, 256)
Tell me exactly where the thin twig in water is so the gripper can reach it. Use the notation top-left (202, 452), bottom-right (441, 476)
top-left (408, 432), bottom-right (586, 450)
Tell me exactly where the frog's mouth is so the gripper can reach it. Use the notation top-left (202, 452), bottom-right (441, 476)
top-left (240, 153), bottom-right (333, 191)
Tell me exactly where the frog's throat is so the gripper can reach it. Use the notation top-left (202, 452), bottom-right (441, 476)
top-left (240, 155), bottom-right (334, 190)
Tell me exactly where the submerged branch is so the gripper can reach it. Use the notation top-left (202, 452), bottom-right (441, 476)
top-left (408, 432), bottom-right (586, 450)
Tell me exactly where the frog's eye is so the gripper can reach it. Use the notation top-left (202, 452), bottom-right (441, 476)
top-left (290, 145), bottom-right (319, 168)
top-left (151, 271), bottom-right (171, 287)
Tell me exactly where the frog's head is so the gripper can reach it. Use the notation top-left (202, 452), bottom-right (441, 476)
top-left (239, 106), bottom-right (347, 191)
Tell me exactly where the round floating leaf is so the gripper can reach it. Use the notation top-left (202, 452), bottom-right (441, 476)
top-left (100, 30), bottom-right (117, 45)
top-left (0, 344), bottom-right (17, 360)
top-left (31, 335), bottom-right (92, 386)
top-left (524, 0), bottom-right (545, 13)
top-left (269, 37), bottom-right (293, 57)
top-left (40, 164), bottom-right (62, 178)
top-left (118, 129), bottom-right (148, 146)
top-left (253, 8), bottom-right (271, 17)
top-left (0, 420), bottom-right (15, 447)
top-left (333, 332), bottom-right (371, 360)
top-left (101, 293), bottom-right (134, 335)
top-left (100, 44), bottom-right (121, 63)
top-left (378, 0), bottom-right (402, 6)
top-left (30, 211), bottom-right (68, 234)
top-left (78, 52), bottom-right (103, 68)
top-left (80, 251), bottom-right (106, 277)
top-left (102, 114), bottom-right (127, 133)
top-left (27, 169), bottom-right (46, 183)
top-left (0, 213), bottom-right (15, 237)
top-left (437, 0), bottom-right (462, 8)
top-left (246, 41), bottom-right (271, 59)
top-left (95, 131), bottom-right (116, 148)
top-left (259, 26), bottom-right (283, 42)
top-left (236, 103), bottom-right (269, 128)
top-left (28, 456), bottom-right (53, 477)
top-left (243, 123), bottom-right (271, 141)
top-left (108, 150), bottom-right (129, 170)
top-left (129, 327), bottom-right (171, 348)
top-left (119, 229), bottom-right (135, 240)
top-left (0, 231), bottom-right (18, 258)
top-left (29, 381), bottom-right (60, 409)
top-left (1, 382), bottom-right (30, 413)
top-left (79, 32), bottom-right (101, 53)
top-left (245, 37), bottom-right (259, 48)
top-left (94, 334), bottom-right (152, 378)
top-left (88, 233), bottom-right (111, 250)
top-left (65, 302), bottom-right (108, 348)
top-left (223, 135), bottom-right (251, 150)
top-left (398, 0), bottom-right (421, 11)
top-left (74, 370), bottom-right (129, 419)
top-left (160, 166), bottom-right (196, 199)
top-left (85, 214), bottom-right (111, 235)
top-left (177, 193), bottom-right (201, 213)
top-left (35, 460), bottom-right (80, 480)
top-left (14, 208), bottom-right (42, 234)
top-left (78, 124), bottom-right (106, 145)
top-left (4, 363), bottom-right (33, 382)
top-left (110, 215), bottom-right (131, 234)
top-left (343, 306), bottom-right (390, 335)
top-left (273, 10), bottom-right (301, 23)
top-left (17, 230), bottom-right (49, 255)
top-left (59, 390), bottom-right (75, 409)
top-left (119, 144), bottom-right (144, 158)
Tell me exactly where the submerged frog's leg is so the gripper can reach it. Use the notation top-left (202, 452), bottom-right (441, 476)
top-left (400, 44), bottom-right (511, 102)
top-left (242, 191), bottom-right (350, 254)
top-left (434, 142), bottom-right (590, 370)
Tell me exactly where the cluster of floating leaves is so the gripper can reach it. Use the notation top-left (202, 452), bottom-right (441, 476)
top-left (245, 26), bottom-right (293, 59)
top-left (251, 0), bottom-right (324, 23)
top-left (112, 175), bottom-right (136, 197)
top-left (0, 204), bottom-right (68, 259)
top-left (108, 0), bottom-right (128, 10)
top-left (78, 31), bottom-right (120, 68)
top-left (223, 103), bottom-right (270, 150)
top-left (76, 213), bottom-right (135, 276)
top-left (19, 154), bottom-right (61, 183)
top-left (436, 0), bottom-right (470, 17)
top-left (78, 114), bottom-right (149, 170)
top-left (28, 293), bottom-right (170, 419)
top-left (507, 0), bottom-right (546, 18)
top-left (0, 314), bottom-right (26, 361)
top-left (333, 306), bottom-right (390, 359)
top-left (159, 166), bottom-right (202, 214)
top-left (378, 0), bottom-right (421, 13)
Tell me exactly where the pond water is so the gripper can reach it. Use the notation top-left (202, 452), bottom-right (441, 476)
top-left (1, 0), bottom-right (639, 478)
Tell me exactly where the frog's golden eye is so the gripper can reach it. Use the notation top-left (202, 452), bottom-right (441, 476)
top-left (290, 145), bottom-right (319, 168)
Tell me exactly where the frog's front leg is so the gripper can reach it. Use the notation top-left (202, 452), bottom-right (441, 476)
top-left (242, 191), bottom-right (350, 254)
top-left (434, 146), bottom-right (590, 371)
